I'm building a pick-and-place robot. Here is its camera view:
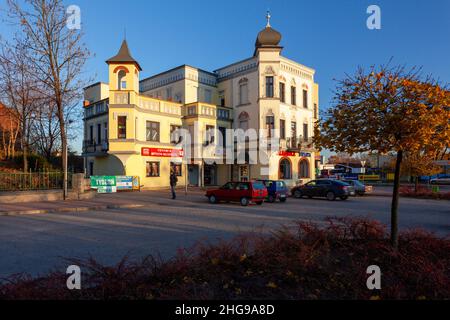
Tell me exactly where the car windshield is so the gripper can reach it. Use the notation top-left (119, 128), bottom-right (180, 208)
top-left (353, 180), bottom-right (365, 187)
top-left (252, 181), bottom-right (266, 190)
top-left (276, 181), bottom-right (286, 189)
top-left (333, 180), bottom-right (350, 186)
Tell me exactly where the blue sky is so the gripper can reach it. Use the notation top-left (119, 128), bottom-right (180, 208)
top-left (1, 0), bottom-right (450, 155)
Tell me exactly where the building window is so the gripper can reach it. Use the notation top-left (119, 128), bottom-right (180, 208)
top-left (279, 82), bottom-right (285, 103)
top-left (170, 125), bottom-right (182, 144)
top-left (280, 119), bottom-right (286, 139)
top-left (219, 126), bottom-right (227, 148)
top-left (239, 79), bottom-right (248, 105)
top-left (146, 162), bottom-right (160, 177)
top-left (97, 123), bottom-right (101, 143)
top-left (303, 89), bottom-right (308, 108)
top-left (166, 87), bottom-right (173, 101)
top-left (118, 70), bottom-right (126, 90)
top-left (291, 86), bottom-right (296, 106)
top-left (104, 122), bottom-right (108, 141)
top-left (171, 162), bottom-right (182, 176)
top-left (266, 76), bottom-right (274, 98)
top-left (266, 115), bottom-right (274, 138)
top-left (205, 125), bottom-right (215, 144)
top-left (299, 159), bottom-right (310, 178)
top-left (146, 121), bottom-right (160, 142)
top-left (303, 123), bottom-right (309, 141)
top-left (314, 103), bottom-right (318, 118)
top-left (89, 125), bottom-right (94, 144)
top-left (205, 89), bottom-right (212, 103)
top-left (117, 116), bottom-right (126, 139)
top-left (279, 158), bottom-right (292, 179)
top-left (291, 122), bottom-right (297, 147)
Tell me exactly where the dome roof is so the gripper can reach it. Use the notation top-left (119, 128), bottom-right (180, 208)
top-left (255, 26), bottom-right (282, 47)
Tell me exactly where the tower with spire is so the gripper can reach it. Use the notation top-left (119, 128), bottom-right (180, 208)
top-left (106, 40), bottom-right (142, 105)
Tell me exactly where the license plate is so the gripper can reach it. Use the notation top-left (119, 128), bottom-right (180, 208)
top-left (280, 194), bottom-right (286, 198)
top-left (350, 191), bottom-right (355, 196)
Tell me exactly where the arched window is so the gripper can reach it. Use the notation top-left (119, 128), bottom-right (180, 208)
top-left (279, 158), bottom-right (292, 179)
top-left (238, 111), bottom-right (249, 130)
top-left (118, 70), bottom-right (126, 90)
top-left (299, 159), bottom-right (310, 178)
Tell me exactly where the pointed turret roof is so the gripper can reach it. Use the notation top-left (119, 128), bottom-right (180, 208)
top-left (106, 40), bottom-right (142, 71)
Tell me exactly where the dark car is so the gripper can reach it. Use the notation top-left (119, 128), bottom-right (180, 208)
top-left (291, 179), bottom-right (355, 201)
top-left (257, 180), bottom-right (288, 203)
top-left (342, 180), bottom-right (373, 196)
top-left (205, 181), bottom-right (268, 206)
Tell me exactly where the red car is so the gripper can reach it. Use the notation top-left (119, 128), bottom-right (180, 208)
top-left (205, 181), bottom-right (268, 206)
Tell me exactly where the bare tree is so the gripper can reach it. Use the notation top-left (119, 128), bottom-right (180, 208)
top-left (0, 42), bottom-right (39, 172)
top-left (6, 0), bottom-right (90, 198)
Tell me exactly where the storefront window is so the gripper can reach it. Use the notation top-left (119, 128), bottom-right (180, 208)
top-left (299, 159), bottom-right (310, 178)
top-left (279, 158), bottom-right (292, 179)
top-left (146, 162), bottom-right (160, 177)
top-left (171, 162), bottom-right (182, 177)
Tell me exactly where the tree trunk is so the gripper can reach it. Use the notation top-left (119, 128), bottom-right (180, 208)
top-left (57, 103), bottom-right (67, 200)
top-left (391, 150), bottom-right (403, 248)
top-left (22, 118), bottom-right (28, 173)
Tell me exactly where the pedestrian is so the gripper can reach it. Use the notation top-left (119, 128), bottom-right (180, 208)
top-left (170, 168), bottom-right (178, 199)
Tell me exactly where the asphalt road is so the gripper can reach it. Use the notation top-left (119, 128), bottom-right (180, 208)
top-left (0, 192), bottom-right (449, 277)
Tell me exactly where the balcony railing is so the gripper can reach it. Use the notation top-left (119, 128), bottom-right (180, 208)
top-left (83, 139), bottom-right (109, 154)
top-left (285, 136), bottom-right (315, 151)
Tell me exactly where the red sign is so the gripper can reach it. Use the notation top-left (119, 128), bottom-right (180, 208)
top-left (278, 151), bottom-right (297, 157)
top-left (141, 148), bottom-right (184, 157)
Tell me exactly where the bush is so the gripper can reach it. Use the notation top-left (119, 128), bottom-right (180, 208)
top-left (11, 153), bottom-right (53, 172)
top-left (0, 217), bottom-right (449, 300)
top-left (400, 186), bottom-right (450, 200)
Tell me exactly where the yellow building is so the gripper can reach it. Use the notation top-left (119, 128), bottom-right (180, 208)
top-left (83, 14), bottom-right (320, 188)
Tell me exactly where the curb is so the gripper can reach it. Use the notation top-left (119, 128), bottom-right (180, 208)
top-left (0, 203), bottom-right (145, 216)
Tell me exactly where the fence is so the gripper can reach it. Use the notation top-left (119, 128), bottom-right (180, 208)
top-left (0, 172), bottom-right (72, 192)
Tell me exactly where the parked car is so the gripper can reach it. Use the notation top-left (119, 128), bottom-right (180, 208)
top-left (205, 181), bottom-right (268, 206)
top-left (430, 175), bottom-right (450, 185)
top-left (291, 179), bottom-right (355, 201)
top-left (257, 180), bottom-right (288, 203)
top-left (342, 179), bottom-right (373, 196)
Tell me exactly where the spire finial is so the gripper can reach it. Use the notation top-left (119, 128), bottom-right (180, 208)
top-left (124, 27), bottom-right (126, 40)
top-left (266, 10), bottom-right (271, 28)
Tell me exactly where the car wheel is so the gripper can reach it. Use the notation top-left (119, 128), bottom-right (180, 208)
top-left (256, 201), bottom-right (263, 205)
top-left (326, 191), bottom-right (336, 201)
top-left (268, 195), bottom-right (275, 203)
top-left (293, 190), bottom-right (302, 198)
top-left (208, 195), bottom-right (217, 204)
top-left (240, 197), bottom-right (249, 206)
top-left (280, 198), bottom-right (287, 203)
top-left (340, 196), bottom-right (348, 200)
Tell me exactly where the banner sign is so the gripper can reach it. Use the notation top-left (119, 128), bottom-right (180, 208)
top-left (97, 186), bottom-right (117, 193)
top-left (116, 176), bottom-right (133, 190)
top-left (278, 151), bottom-right (297, 157)
top-left (90, 176), bottom-right (116, 188)
top-left (141, 147), bottom-right (184, 157)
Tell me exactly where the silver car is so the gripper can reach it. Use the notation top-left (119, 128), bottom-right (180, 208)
top-left (343, 180), bottom-right (372, 196)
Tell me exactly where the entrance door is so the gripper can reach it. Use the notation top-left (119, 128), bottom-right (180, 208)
top-left (239, 165), bottom-right (249, 182)
top-left (204, 164), bottom-right (217, 186)
top-left (188, 165), bottom-right (199, 186)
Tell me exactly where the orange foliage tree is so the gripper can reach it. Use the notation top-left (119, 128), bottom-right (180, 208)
top-left (314, 64), bottom-right (450, 248)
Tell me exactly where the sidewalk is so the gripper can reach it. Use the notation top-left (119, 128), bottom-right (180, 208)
top-left (0, 187), bottom-right (206, 216)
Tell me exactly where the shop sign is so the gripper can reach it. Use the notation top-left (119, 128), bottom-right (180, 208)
top-left (359, 175), bottom-right (381, 181)
top-left (90, 176), bottom-right (116, 188)
top-left (141, 147), bottom-right (184, 157)
top-left (300, 152), bottom-right (312, 157)
top-left (278, 151), bottom-right (297, 157)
